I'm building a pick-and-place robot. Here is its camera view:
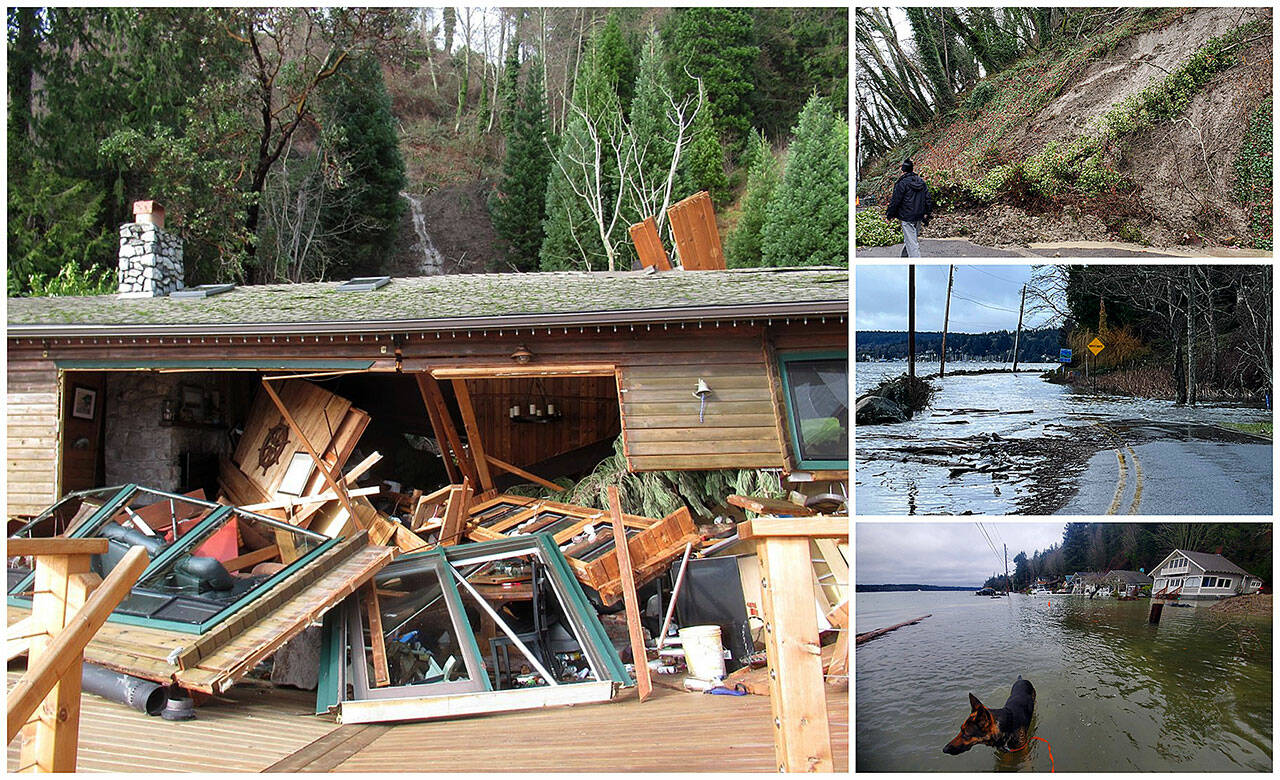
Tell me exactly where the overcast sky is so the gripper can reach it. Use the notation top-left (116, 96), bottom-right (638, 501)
top-left (857, 522), bottom-right (1066, 586)
top-left (855, 265), bottom-right (1061, 333)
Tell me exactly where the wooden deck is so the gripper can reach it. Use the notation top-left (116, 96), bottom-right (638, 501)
top-left (270, 681), bottom-right (849, 773)
top-left (8, 670), bottom-right (848, 772)
top-left (7, 671), bottom-right (338, 773)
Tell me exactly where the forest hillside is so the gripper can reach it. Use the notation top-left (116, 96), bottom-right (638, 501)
top-left (856, 7), bottom-right (1272, 250)
top-left (9, 8), bottom-right (849, 296)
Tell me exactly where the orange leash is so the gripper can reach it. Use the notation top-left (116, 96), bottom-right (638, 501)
top-left (1008, 735), bottom-right (1055, 772)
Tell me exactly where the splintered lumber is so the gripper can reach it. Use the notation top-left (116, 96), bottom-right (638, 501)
top-left (824, 600), bottom-right (849, 680)
top-left (362, 584), bottom-right (390, 687)
top-left (485, 455), bottom-right (566, 493)
top-left (727, 494), bottom-right (815, 517)
top-left (260, 380), bottom-right (360, 525)
top-left (450, 379), bottom-right (494, 492)
top-left (607, 487), bottom-right (652, 702)
top-left (629, 216), bottom-right (672, 271)
top-left (666, 191), bottom-right (725, 270)
top-left (855, 614), bottom-right (931, 646)
top-left (415, 373), bottom-right (469, 485)
top-left (439, 481), bottom-right (474, 547)
top-left (464, 495), bottom-right (700, 605)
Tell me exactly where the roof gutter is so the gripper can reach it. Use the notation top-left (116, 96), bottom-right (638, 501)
top-left (8, 299), bottom-right (847, 340)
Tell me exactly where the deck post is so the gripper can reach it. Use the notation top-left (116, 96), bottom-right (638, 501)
top-left (740, 516), bottom-right (848, 772)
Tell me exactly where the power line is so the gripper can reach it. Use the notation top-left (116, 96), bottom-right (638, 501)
top-left (950, 292), bottom-right (1020, 313)
top-left (963, 265), bottom-right (1026, 285)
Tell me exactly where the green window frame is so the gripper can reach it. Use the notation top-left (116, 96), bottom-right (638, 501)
top-left (8, 484), bottom-right (336, 634)
top-left (317, 533), bottom-right (629, 713)
top-left (777, 350), bottom-right (849, 470)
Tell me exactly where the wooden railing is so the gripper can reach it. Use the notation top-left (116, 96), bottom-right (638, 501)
top-left (7, 538), bottom-right (149, 773)
top-left (740, 516), bottom-right (849, 773)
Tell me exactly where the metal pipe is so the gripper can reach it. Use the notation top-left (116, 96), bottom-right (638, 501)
top-left (81, 663), bottom-right (169, 716)
top-left (657, 543), bottom-right (694, 649)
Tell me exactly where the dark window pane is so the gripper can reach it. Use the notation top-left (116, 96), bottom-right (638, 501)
top-left (785, 358), bottom-right (849, 463)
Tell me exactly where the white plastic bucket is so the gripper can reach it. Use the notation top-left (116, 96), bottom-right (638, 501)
top-left (679, 625), bottom-right (726, 681)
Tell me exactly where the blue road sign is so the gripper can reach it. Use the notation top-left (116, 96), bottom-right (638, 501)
top-left (1059, 348), bottom-right (1072, 363)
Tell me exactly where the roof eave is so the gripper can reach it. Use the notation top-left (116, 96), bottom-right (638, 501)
top-left (8, 299), bottom-right (848, 340)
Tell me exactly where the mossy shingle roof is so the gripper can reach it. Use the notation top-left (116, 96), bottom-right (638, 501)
top-left (8, 268), bottom-right (849, 337)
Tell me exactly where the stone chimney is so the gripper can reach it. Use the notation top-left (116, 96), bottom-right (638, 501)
top-left (118, 200), bottom-right (184, 297)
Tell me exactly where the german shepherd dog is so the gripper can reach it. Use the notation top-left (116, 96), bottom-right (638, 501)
top-left (943, 676), bottom-right (1036, 755)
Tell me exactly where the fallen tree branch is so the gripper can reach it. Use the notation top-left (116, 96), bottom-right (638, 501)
top-left (855, 613), bottom-right (932, 646)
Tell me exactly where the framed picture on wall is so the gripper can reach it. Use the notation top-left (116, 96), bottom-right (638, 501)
top-left (71, 386), bottom-right (97, 420)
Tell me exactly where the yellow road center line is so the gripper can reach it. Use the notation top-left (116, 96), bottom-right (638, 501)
top-left (1107, 448), bottom-right (1127, 515)
top-left (1126, 446), bottom-right (1143, 514)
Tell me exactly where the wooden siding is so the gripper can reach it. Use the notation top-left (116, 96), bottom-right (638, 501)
top-left (8, 317), bottom-right (848, 498)
top-left (7, 346), bottom-right (61, 516)
top-left (465, 376), bottom-right (620, 469)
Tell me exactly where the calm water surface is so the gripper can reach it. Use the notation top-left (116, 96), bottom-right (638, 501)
top-left (856, 592), bottom-right (1272, 772)
top-left (855, 361), bottom-right (1271, 514)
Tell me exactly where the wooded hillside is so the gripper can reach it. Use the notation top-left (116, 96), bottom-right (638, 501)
top-left (8, 7), bottom-right (849, 296)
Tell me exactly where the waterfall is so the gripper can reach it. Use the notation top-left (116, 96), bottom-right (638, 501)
top-left (400, 191), bottom-right (445, 275)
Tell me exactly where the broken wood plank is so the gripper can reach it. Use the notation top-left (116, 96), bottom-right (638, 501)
top-left (666, 191), bottom-right (725, 270)
top-left (439, 481), bottom-right (474, 547)
top-left (337, 680), bottom-right (616, 725)
top-left (855, 614), bottom-right (930, 646)
top-left (727, 494), bottom-right (815, 517)
top-left (224, 545), bottom-right (281, 573)
top-left (607, 486), bottom-right (651, 703)
top-left (362, 584), bottom-right (390, 688)
top-left (485, 455), bottom-right (566, 493)
top-left (450, 379), bottom-right (494, 492)
top-left (629, 216), bottom-right (672, 271)
top-left (240, 486), bottom-right (381, 512)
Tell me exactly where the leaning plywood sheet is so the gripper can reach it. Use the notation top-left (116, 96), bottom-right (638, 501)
top-left (464, 495), bottom-right (701, 605)
top-left (231, 380), bottom-right (353, 498)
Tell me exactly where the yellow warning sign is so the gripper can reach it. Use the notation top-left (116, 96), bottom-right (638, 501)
top-left (1088, 337), bottom-right (1106, 356)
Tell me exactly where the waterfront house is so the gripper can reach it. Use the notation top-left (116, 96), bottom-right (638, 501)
top-left (1102, 569), bottom-right (1152, 597)
top-left (1151, 550), bottom-right (1263, 600)
top-left (6, 204), bottom-right (848, 518)
top-left (1069, 572), bottom-right (1104, 595)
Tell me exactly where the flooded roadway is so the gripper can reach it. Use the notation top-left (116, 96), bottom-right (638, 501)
top-left (855, 361), bottom-right (1272, 515)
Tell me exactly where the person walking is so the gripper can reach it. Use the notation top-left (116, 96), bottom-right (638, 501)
top-left (885, 158), bottom-right (933, 258)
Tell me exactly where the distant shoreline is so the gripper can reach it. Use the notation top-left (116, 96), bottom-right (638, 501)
top-left (857, 584), bottom-right (980, 592)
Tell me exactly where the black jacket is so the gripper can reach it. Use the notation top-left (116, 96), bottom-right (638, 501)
top-left (886, 173), bottom-right (933, 223)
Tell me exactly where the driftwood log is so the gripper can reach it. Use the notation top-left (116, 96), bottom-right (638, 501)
top-left (855, 614), bottom-right (932, 646)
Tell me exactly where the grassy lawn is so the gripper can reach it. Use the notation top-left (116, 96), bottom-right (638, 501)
top-left (1222, 421), bottom-right (1273, 438)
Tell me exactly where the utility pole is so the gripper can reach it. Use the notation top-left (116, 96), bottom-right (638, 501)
top-left (940, 265), bottom-right (954, 377)
top-left (1004, 543), bottom-right (1009, 596)
top-left (1012, 283), bottom-right (1026, 372)
top-left (908, 266), bottom-right (916, 379)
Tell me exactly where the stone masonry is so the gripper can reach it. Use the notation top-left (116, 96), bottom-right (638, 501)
top-left (118, 222), bottom-right (184, 297)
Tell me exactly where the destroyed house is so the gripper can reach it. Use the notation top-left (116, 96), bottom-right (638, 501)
top-left (7, 266), bottom-right (848, 521)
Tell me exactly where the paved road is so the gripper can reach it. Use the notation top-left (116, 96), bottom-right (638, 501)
top-left (1057, 425), bottom-right (1271, 515)
top-left (856, 238), bottom-right (1186, 258)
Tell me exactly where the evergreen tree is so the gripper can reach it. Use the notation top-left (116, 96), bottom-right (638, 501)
top-left (667, 8), bottom-right (759, 153)
top-left (540, 31), bottom-right (627, 271)
top-left (628, 29), bottom-right (675, 216)
top-left (317, 54), bottom-right (408, 278)
top-left (676, 95), bottom-right (728, 205)
top-left (726, 130), bottom-right (780, 267)
top-left (498, 40), bottom-right (521, 140)
top-left (594, 12), bottom-right (638, 115)
top-left (760, 95), bottom-right (848, 267)
top-left (490, 60), bottom-right (552, 271)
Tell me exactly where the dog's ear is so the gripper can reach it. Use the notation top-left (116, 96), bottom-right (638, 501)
top-left (968, 693), bottom-right (984, 712)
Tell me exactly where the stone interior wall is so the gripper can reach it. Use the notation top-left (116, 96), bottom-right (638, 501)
top-left (103, 373), bottom-right (250, 493)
